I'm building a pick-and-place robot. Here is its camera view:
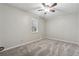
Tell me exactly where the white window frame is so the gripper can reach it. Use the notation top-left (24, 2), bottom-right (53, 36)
top-left (32, 18), bottom-right (38, 33)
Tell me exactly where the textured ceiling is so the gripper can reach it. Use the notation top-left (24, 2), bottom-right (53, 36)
top-left (7, 3), bottom-right (79, 19)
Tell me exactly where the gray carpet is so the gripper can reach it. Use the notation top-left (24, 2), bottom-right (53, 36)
top-left (0, 39), bottom-right (79, 56)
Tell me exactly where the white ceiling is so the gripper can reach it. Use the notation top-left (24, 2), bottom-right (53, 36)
top-left (7, 3), bottom-right (79, 19)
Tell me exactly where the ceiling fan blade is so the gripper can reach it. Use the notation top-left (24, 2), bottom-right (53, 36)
top-left (50, 3), bottom-right (57, 7)
top-left (38, 9), bottom-right (44, 11)
top-left (42, 3), bottom-right (46, 7)
top-left (42, 3), bottom-right (49, 7)
top-left (50, 10), bottom-right (55, 12)
top-left (44, 12), bottom-right (47, 14)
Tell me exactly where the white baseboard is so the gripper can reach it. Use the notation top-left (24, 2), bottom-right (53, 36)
top-left (46, 37), bottom-right (79, 45)
top-left (1, 38), bottom-right (42, 52)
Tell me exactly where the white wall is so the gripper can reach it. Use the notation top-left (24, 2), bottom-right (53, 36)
top-left (0, 4), bottom-right (45, 49)
top-left (46, 14), bottom-right (78, 43)
top-left (78, 13), bottom-right (79, 40)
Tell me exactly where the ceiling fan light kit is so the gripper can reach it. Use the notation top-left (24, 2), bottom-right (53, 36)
top-left (38, 3), bottom-right (57, 14)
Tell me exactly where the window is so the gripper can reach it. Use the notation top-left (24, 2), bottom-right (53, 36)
top-left (32, 18), bottom-right (38, 33)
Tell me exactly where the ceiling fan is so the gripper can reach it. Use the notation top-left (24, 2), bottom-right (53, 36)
top-left (38, 3), bottom-right (57, 14)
